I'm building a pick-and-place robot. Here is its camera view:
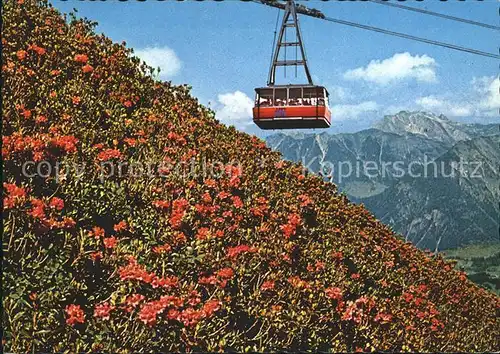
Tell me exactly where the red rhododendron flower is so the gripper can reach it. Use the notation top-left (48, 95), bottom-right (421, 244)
top-left (202, 192), bottom-right (212, 203)
top-left (153, 243), bottom-right (172, 254)
top-left (217, 191), bottom-right (230, 200)
top-left (232, 196), bottom-right (243, 208)
top-left (325, 287), bottom-right (343, 304)
top-left (173, 231), bottom-right (187, 245)
top-left (275, 161), bottom-right (285, 169)
top-left (94, 302), bottom-right (115, 320)
top-left (167, 132), bottom-right (187, 146)
top-left (280, 223), bottom-right (295, 239)
top-left (402, 292), bottom-right (414, 303)
top-left (179, 307), bottom-right (203, 327)
top-left (151, 275), bottom-right (178, 289)
top-left (74, 54), bottom-right (89, 63)
top-left (187, 290), bottom-right (201, 306)
top-left (123, 137), bottom-right (137, 146)
top-left (61, 216), bottom-right (75, 228)
top-left (89, 226), bottom-right (105, 239)
top-left (332, 252), bottom-right (344, 261)
top-left (204, 179), bottom-right (216, 188)
top-left (227, 244), bottom-right (258, 259)
top-left (50, 135), bottom-right (79, 153)
top-left (97, 148), bottom-right (122, 161)
top-left (152, 200), bottom-right (170, 210)
top-left (196, 227), bottom-right (210, 240)
top-left (103, 236), bottom-right (117, 249)
top-left (169, 198), bottom-right (189, 229)
top-left (65, 304), bottom-right (85, 326)
top-left (199, 275), bottom-right (217, 286)
top-left (113, 220), bottom-right (128, 232)
top-left (159, 295), bottom-right (183, 308)
top-left (138, 301), bottom-right (163, 327)
top-left (167, 308), bottom-right (181, 320)
top-left (29, 44), bottom-right (46, 55)
top-left (29, 199), bottom-right (46, 219)
top-left (261, 281), bottom-right (275, 291)
top-left (280, 213), bottom-right (302, 239)
top-left (119, 257), bottom-right (154, 284)
top-left (202, 299), bottom-right (221, 317)
top-left (90, 252), bottom-right (102, 262)
top-left (341, 301), bottom-right (362, 324)
top-left (297, 194), bottom-right (313, 207)
top-left (374, 312), bottom-right (392, 324)
top-left (3, 183), bottom-right (27, 209)
top-left (16, 50), bottom-right (27, 60)
top-left (125, 294), bottom-right (145, 308)
top-left (35, 115), bottom-right (47, 124)
top-left (48, 197), bottom-right (64, 211)
top-left (82, 64), bottom-right (94, 73)
top-left (21, 109), bottom-right (31, 119)
top-left (430, 317), bottom-right (444, 331)
top-left (217, 267), bottom-right (234, 279)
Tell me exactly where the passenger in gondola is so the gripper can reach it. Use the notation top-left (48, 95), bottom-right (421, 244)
top-left (260, 97), bottom-right (272, 106)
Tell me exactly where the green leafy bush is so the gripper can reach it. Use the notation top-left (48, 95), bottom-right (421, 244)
top-left (2, 0), bottom-right (499, 352)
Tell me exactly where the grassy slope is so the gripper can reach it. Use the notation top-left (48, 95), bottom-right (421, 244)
top-left (2, 1), bottom-right (499, 352)
top-left (443, 244), bottom-right (500, 295)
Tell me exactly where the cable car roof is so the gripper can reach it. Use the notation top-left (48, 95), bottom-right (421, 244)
top-left (255, 85), bottom-right (330, 94)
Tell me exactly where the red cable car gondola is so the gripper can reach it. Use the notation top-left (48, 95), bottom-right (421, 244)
top-left (253, 85), bottom-right (331, 129)
top-left (253, 0), bottom-right (331, 130)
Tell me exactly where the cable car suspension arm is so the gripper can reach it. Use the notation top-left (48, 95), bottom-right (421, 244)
top-left (267, 0), bottom-right (314, 86)
top-left (251, 0), bottom-right (500, 60)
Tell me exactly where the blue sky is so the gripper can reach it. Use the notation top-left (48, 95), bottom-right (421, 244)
top-left (53, 0), bottom-right (499, 137)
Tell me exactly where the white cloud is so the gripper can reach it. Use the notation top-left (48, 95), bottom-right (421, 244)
top-left (331, 101), bottom-right (379, 121)
top-left (344, 52), bottom-right (437, 85)
top-left (327, 85), bottom-right (351, 103)
top-left (134, 46), bottom-right (182, 79)
top-left (415, 96), bottom-right (472, 117)
top-left (415, 76), bottom-right (500, 118)
top-left (215, 91), bottom-right (254, 127)
top-left (473, 76), bottom-right (500, 113)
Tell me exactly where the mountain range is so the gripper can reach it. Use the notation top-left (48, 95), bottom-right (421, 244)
top-left (266, 111), bottom-right (499, 250)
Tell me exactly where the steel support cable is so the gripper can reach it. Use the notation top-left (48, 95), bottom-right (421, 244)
top-left (322, 15), bottom-right (500, 60)
top-left (368, 0), bottom-right (500, 31)
top-left (268, 8), bottom-right (281, 85)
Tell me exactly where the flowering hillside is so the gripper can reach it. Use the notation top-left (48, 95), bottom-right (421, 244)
top-left (2, 1), bottom-right (499, 352)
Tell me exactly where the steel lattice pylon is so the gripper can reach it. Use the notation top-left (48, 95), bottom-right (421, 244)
top-left (267, 0), bottom-right (313, 86)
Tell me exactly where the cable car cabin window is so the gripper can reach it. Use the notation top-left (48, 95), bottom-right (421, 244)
top-left (317, 87), bottom-right (327, 106)
top-left (321, 89), bottom-right (330, 107)
top-left (256, 88), bottom-right (273, 107)
top-left (301, 87), bottom-right (327, 106)
top-left (288, 87), bottom-right (302, 106)
top-left (274, 88), bottom-right (287, 107)
top-left (302, 87), bottom-right (315, 106)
